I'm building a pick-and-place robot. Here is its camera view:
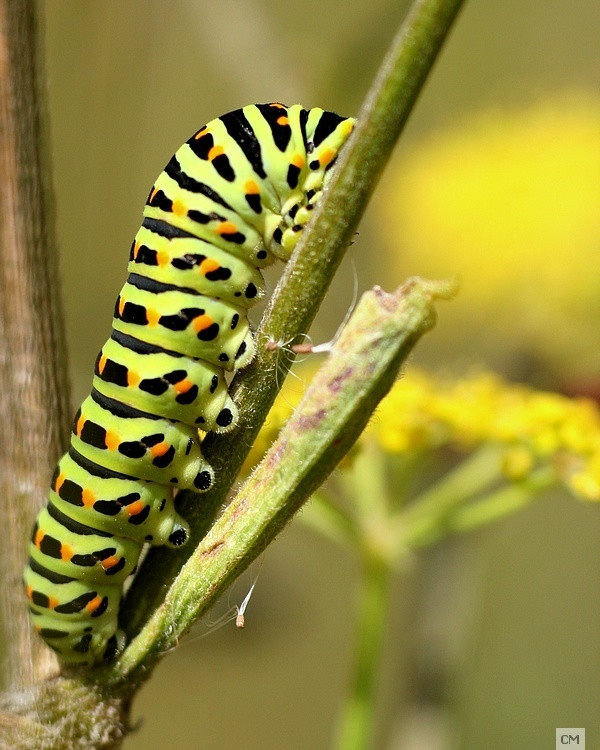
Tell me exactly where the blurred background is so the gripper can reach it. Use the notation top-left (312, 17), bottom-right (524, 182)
top-left (39, 1), bottom-right (599, 747)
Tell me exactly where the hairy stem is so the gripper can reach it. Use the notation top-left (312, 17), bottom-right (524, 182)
top-left (120, 0), bottom-right (466, 655)
top-left (107, 279), bottom-right (454, 683)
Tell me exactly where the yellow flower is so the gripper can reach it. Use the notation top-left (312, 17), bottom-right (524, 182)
top-left (569, 455), bottom-right (600, 501)
top-left (369, 369), bottom-right (600, 500)
top-left (245, 366), bottom-right (600, 503)
top-left (378, 91), bottom-right (600, 376)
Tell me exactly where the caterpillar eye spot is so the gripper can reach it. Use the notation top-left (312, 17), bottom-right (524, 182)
top-left (25, 102), bottom-right (353, 665)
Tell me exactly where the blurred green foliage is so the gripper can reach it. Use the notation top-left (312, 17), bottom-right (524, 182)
top-left (41, 1), bottom-right (599, 748)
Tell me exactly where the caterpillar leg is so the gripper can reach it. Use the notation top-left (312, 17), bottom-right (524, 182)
top-left (94, 334), bottom-right (239, 433)
top-left (24, 565), bottom-right (124, 665)
top-left (51, 450), bottom-right (190, 547)
top-left (71, 392), bottom-right (214, 491)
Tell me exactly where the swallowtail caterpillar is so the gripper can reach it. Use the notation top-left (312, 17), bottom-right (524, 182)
top-left (24, 103), bottom-right (354, 665)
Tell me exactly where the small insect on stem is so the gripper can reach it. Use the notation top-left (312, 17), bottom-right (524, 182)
top-left (290, 340), bottom-right (332, 354)
top-left (265, 335), bottom-right (333, 355)
top-left (235, 581), bottom-right (256, 629)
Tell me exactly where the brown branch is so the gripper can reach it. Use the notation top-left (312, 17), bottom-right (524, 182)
top-left (0, 0), bottom-right (71, 690)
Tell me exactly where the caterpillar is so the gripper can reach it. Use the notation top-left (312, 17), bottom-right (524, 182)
top-left (24, 103), bottom-right (354, 665)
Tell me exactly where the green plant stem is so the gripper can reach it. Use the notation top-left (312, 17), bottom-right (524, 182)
top-left (401, 444), bottom-right (506, 526)
top-left (106, 280), bottom-right (453, 683)
top-left (333, 456), bottom-right (553, 750)
top-left (346, 444), bottom-right (392, 521)
top-left (300, 492), bottom-right (361, 548)
top-left (435, 467), bottom-right (556, 536)
top-left (119, 0), bottom-right (465, 648)
top-left (111, 0), bottom-right (467, 706)
top-left (402, 467), bottom-right (556, 549)
top-left (334, 553), bottom-right (392, 750)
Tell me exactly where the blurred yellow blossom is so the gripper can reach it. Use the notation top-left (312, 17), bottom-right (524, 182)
top-left (370, 370), bottom-right (600, 500)
top-left (377, 91), bottom-right (600, 376)
top-left (246, 367), bottom-right (600, 502)
top-left (243, 376), bottom-right (306, 472)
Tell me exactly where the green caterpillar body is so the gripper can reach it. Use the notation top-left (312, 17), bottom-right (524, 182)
top-left (24, 103), bottom-right (354, 665)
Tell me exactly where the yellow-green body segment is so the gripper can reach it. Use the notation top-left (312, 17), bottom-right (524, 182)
top-left (24, 103), bottom-right (354, 664)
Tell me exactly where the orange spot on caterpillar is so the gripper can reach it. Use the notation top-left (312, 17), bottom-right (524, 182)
top-left (146, 308), bottom-right (160, 327)
top-left (173, 378), bottom-right (193, 394)
top-left (157, 250), bottom-right (170, 267)
top-left (192, 314), bottom-right (214, 333)
top-left (105, 431), bottom-right (120, 452)
top-left (54, 473), bottom-right (66, 492)
top-left (194, 127), bottom-right (208, 139)
top-left (81, 488), bottom-right (95, 508)
top-left (34, 529), bottom-right (44, 548)
top-left (98, 354), bottom-right (107, 374)
top-left (318, 147), bottom-right (335, 166)
top-left (269, 102), bottom-right (285, 109)
top-left (25, 585), bottom-right (33, 600)
top-left (48, 596), bottom-right (60, 610)
top-left (86, 596), bottom-right (103, 614)
top-left (76, 414), bottom-right (85, 437)
top-left (217, 221), bottom-right (237, 236)
top-left (61, 544), bottom-right (73, 562)
top-left (132, 242), bottom-right (141, 259)
top-left (149, 187), bottom-right (158, 202)
top-left (118, 297), bottom-right (125, 317)
top-left (198, 258), bottom-right (220, 275)
top-left (244, 180), bottom-right (260, 194)
top-left (277, 116), bottom-right (289, 126)
top-left (291, 154), bottom-right (304, 168)
top-left (150, 442), bottom-right (169, 457)
top-left (172, 200), bottom-right (186, 217)
top-left (127, 370), bottom-right (141, 387)
top-left (125, 500), bottom-right (144, 517)
top-left (101, 556), bottom-right (120, 571)
top-left (208, 145), bottom-right (224, 160)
